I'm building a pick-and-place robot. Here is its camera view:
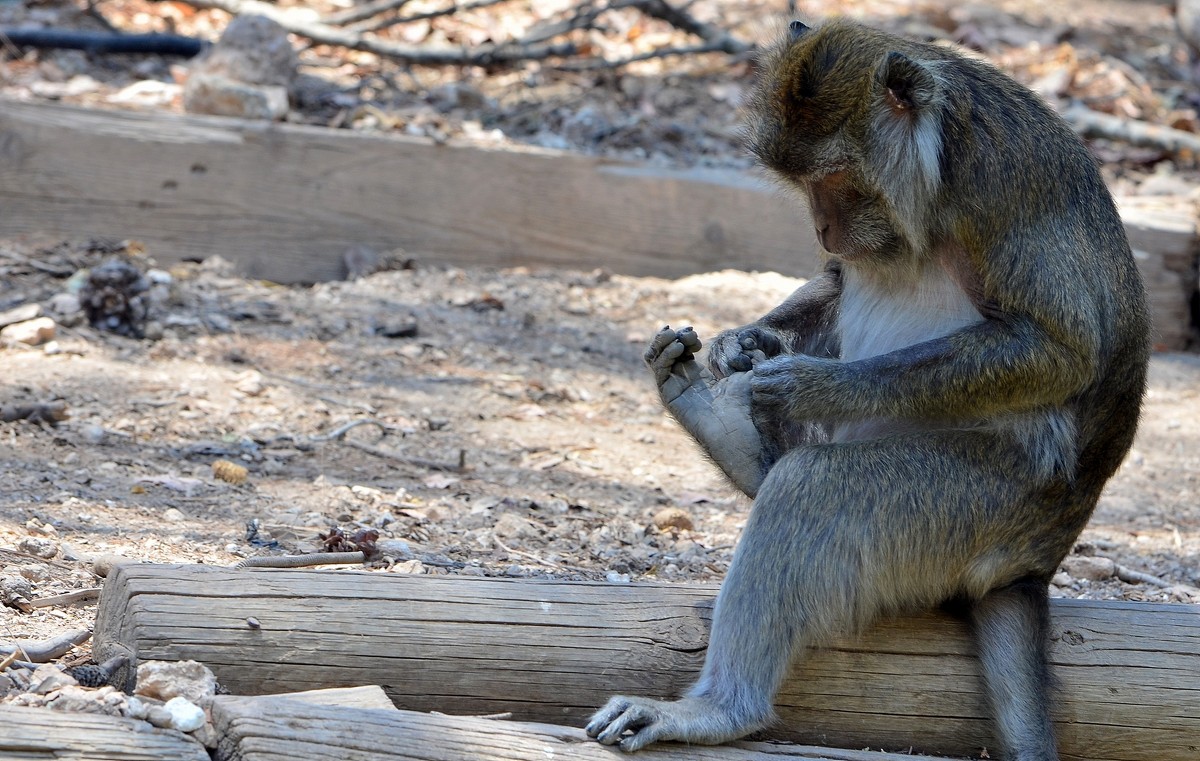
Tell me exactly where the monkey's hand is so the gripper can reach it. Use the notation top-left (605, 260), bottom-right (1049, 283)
top-left (706, 326), bottom-right (785, 379)
top-left (645, 326), bottom-right (765, 497)
top-left (749, 354), bottom-right (834, 423)
top-left (586, 695), bottom-right (760, 752)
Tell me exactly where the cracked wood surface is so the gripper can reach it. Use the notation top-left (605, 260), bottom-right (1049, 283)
top-left (0, 704), bottom-right (209, 760)
top-left (209, 696), bottom-right (954, 761)
top-left (94, 564), bottom-right (1200, 761)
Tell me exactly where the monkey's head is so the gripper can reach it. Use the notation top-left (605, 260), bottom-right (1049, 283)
top-left (745, 19), bottom-right (948, 264)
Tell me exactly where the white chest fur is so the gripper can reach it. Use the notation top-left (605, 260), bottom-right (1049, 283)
top-left (837, 263), bottom-right (982, 362)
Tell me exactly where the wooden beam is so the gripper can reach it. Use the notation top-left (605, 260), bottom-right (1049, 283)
top-left (93, 564), bottom-right (1200, 761)
top-left (210, 695), bottom-right (953, 761)
top-left (0, 99), bottom-right (820, 284)
top-left (0, 704), bottom-right (209, 760)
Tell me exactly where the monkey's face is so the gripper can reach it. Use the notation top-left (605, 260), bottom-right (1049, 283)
top-left (744, 20), bottom-right (946, 263)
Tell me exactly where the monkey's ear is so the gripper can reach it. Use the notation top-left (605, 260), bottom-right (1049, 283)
top-left (880, 52), bottom-right (939, 115)
top-left (788, 20), bottom-right (810, 41)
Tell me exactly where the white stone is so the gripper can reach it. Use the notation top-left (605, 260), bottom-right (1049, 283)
top-left (163, 696), bottom-right (206, 732)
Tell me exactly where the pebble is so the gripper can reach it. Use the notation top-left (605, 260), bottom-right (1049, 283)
top-left (30, 664), bottom-right (79, 695)
top-left (1061, 555), bottom-right (1116, 582)
top-left (162, 507), bottom-right (186, 522)
top-left (135, 660), bottom-right (218, 704)
top-left (17, 536), bottom-right (59, 559)
top-left (162, 696), bottom-right (207, 732)
top-left (92, 554), bottom-right (132, 578)
top-left (0, 303), bottom-right (42, 327)
top-left (0, 317), bottom-right (57, 346)
top-left (606, 571), bottom-right (632, 584)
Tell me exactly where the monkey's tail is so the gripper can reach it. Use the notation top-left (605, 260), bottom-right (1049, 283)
top-left (969, 579), bottom-right (1060, 761)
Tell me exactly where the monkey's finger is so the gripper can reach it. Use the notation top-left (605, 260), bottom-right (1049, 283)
top-left (650, 340), bottom-right (689, 385)
top-left (726, 353), bottom-right (753, 373)
top-left (643, 326), bottom-right (679, 366)
top-left (585, 697), bottom-right (631, 738)
top-left (594, 704), bottom-right (659, 746)
top-left (677, 326), bottom-right (703, 355)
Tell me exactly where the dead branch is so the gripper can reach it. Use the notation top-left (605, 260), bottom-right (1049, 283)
top-left (29, 588), bottom-right (102, 608)
top-left (0, 401), bottom-right (69, 424)
top-left (1112, 563), bottom-right (1200, 601)
top-left (321, 0), bottom-right (413, 27)
top-left (561, 40), bottom-right (744, 70)
top-left (1063, 104), bottom-right (1200, 157)
top-left (309, 418), bottom-right (399, 441)
top-left (339, 437), bottom-right (466, 471)
top-left (352, 0), bottom-right (510, 34)
top-left (236, 551), bottom-right (366, 569)
top-left (171, 0), bottom-right (578, 65)
top-left (0, 628), bottom-right (91, 663)
top-left (0, 27), bottom-right (204, 56)
top-left (612, 0), bottom-right (750, 54)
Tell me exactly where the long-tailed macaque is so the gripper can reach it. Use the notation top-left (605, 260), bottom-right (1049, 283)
top-left (586, 19), bottom-right (1149, 761)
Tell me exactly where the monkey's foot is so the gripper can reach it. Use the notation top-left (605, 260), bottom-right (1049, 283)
top-left (586, 695), bottom-right (763, 752)
top-left (644, 327), bottom-right (765, 496)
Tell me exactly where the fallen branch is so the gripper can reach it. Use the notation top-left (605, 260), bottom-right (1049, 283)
top-left (320, 0), bottom-right (413, 27)
top-left (352, 0), bottom-right (510, 34)
top-left (29, 588), bottom-right (101, 609)
top-left (1063, 103), bottom-right (1200, 157)
top-left (1113, 562), bottom-right (1200, 601)
top-left (170, 0), bottom-right (578, 65)
top-left (0, 401), bottom-right (69, 424)
top-left (0, 628), bottom-right (91, 663)
top-left (613, 0), bottom-right (750, 54)
top-left (0, 27), bottom-right (205, 56)
top-left (340, 438), bottom-right (467, 471)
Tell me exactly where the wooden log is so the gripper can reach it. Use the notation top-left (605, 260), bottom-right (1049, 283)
top-left (93, 564), bottom-right (1200, 761)
top-left (0, 704), bottom-right (209, 760)
top-left (210, 696), bottom-right (952, 761)
top-left (0, 100), bottom-right (1194, 347)
top-left (0, 99), bottom-right (821, 284)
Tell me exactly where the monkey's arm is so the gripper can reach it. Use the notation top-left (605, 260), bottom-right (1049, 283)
top-left (707, 263), bottom-right (842, 378)
top-left (753, 309), bottom-right (1100, 423)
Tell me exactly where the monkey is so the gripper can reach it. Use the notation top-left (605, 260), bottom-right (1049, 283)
top-left (586, 18), bottom-right (1149, 761)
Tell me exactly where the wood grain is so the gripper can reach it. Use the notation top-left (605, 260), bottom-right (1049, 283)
top-left (94, 564), bottom-right (1200, 761)
top-left (0, 99), bottom-right (820, 283)
top-left (210, 696), bottom-right (954, 761)
top-left (0, 704), bottom-right (209, 760)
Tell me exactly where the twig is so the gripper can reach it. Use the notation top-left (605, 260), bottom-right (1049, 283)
top-left (0, 28), bottom-right (205, 56)
top-left (1, 402), bottom-right (69, 425)
top-left (29, 588), bottom-right (102, 608)
top-left (341, 438), bottom-right (466, 472)
top-left (492, 535), bottom-right (591, 574)
top-left (1062, 103), bottom-right (1200, 157)
top-left (171, 0), bottom-right (578, 65)
top-left (0, 628), bottom-right (91, 663)
top-left (236, 551), bottom-right (366, 569)
top-left (321, 0), bottom-right (414, 27)
top-left (561, 40), bottom-right (742, 70)
top-left (612, 0), bottom-right (750, 54)
top-left (352, 0), bottom-right (509, 33)
top-left (310, 418), bottom-right (399, 441)
top-left (1112, 562), bottom-right (1200, 600)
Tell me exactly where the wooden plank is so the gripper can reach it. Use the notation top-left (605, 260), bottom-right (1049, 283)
top-left (93, 564), bottom-right (1200, 761)
top-left (1120, 198), bottom-right (1199, 350)
top-left (0, 704), bottom-right (209, 760)
top-left (0, 99), bottom-right (1193, 346)
top-left (0, 99), bottom-right (821, 284)
top-left (210, 695), bottom-right (954, 761)
top-left (256, 685), bottom-right (398, 710)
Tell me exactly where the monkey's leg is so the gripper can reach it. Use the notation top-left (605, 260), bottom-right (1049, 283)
top-left (644, 327), bottom-right (766, 497)
top-left (971, 580), bottom-right (1058, 761)
top-left (588, 431), bottom-right (1052, 754)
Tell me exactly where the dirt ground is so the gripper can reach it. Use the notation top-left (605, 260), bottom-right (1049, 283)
top-left (0, 0), bottom-right (1198, 682)
top-left (1, 239), bottom-right (1197, 660)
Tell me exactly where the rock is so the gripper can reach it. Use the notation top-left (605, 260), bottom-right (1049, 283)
top-left (183, 74), bottom-right (289, 120)
top-left (135, 660), bottom-right (218, 704)
top-left (162, 507), bottom-right (186, 522)
top-left (30, 664), bottom-right (78, 695)
top-left (374, 538), bottom-right (413, 560)
top-left (1061, 555), bottom-right (1116, 582)
top-left (606, 571), bottom-right (631, 584)
top-left (652, 506), bottom-right (694, 532)
top-left (47, 293), bottom-right (81, 317)
top-left (200, 15), bottom-right (297, 86)
top-left (162, 696), bottom-right (207, 732)
top-left (17, 535), bottom-right (58, 559)
top-left (0, 303), bottom-right (42, 328)
top-left (378, 317), bottom-right (419, 338)
top-left (184, 15), bottom-right (297, 120)
top-left (234, 370), bottom-right (266, 397)
top-left (0, 317), bottom-right (57, 346)
top-left (1, 574), bottom-right (34, 604)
